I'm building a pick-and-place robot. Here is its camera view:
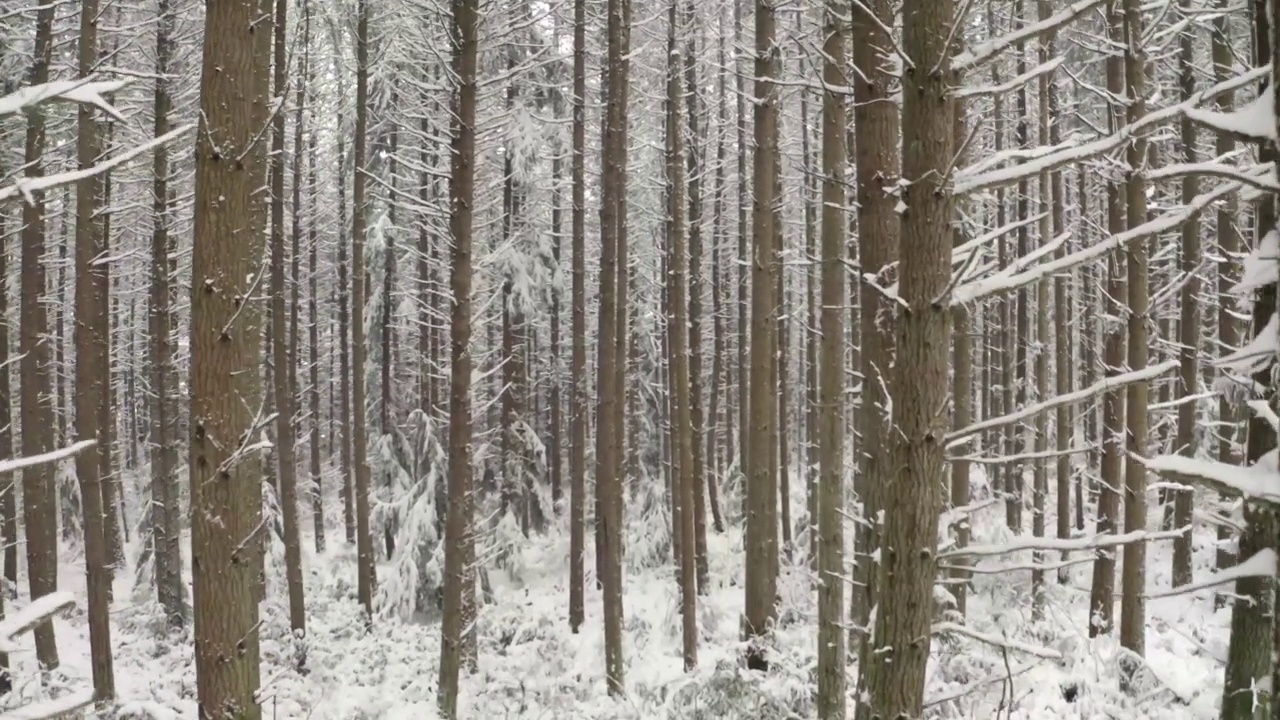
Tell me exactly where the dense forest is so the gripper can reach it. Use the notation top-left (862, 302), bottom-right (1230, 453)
top-left (1, 0), bottom-right (1280, 717)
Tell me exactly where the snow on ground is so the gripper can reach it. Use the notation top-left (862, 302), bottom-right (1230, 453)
top-left (0, 468), bottom-right (1240, 718)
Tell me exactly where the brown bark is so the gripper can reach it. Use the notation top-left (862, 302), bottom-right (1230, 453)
top-left (682, 5), bottom-right (709, 592)
top-left (666, 0), bottom-right (698, 668)
top-left (270, 0), bottom-right (307, 644)
top-left (1088, 0), bottom-right (1127, 639)
top-left (150, 0), bottom-right (185, 629)
top-left (1171, 0), bottom-right (1197, 589)
top-left (75, 0), bottom-right (116, 698)
top-left (864, 0), bottom-right (953, 714)
top-left (595, 0), bottom-right (631, 691)
top-left (188, 0), bottom-right (272, 711)
top-left (437, 0), bottom-right (479, 709)
top-left (814, 0), bottom-right (846, 711)
top-left (1118, 0), bottom-right (1149, 678)
top-left (19, 0), bottom-right (61, 670)
top-left (744, 0), bottom-right (780, 669)
top-left (850, 0), bottom-right (899, 689)
top-left (352, 0), bottom-right (377, 619)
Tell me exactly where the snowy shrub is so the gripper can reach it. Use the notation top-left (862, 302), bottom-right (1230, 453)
top-left (626, 475), bottom-right (672, 572)
top-left (376, 410), bottom-right (445, 622)
top-left (666, 660), bottom-right (807, 720)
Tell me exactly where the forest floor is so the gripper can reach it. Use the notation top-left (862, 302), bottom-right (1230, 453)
top-left (0, 470), bottom-right (1237, 719)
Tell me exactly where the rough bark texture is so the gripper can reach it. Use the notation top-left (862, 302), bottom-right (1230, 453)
top-left (744, 0), bottom-right (780, 670)
top-left (75, 0), bottom-right (116, 698)
top-left (1118, 0), bottom-right (1149, 676)
top-left (270, 0), bottom-right (308, 645)
top-left (150, 0), bottom-right (185, 630)
top-left (665, 0), bottom-right (697, 668)
top-left (814, 0), bottom-right (846, 712)
top-left (595, 0), bottom-right (631, 691)
top-left (188, 0), bottom-right (271, 713)
top-left (850, 0), bottom-right (899, 698)
top-left (1088, 0), bottom-right (1127, 639)
top-left (437, 0), bottom-right (478, 708)
top-left (568, 0), bottom-right (587, 635)
top-left (352, 0), bottom-right (377, 620)
top-left (19, 0), bottom-right (61, 671)
top-left (864, 0), bottom-right (953, 715)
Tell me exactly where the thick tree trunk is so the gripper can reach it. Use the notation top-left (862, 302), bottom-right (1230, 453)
top-left (188, 0), bottom-right (271, 711)
top-left (850, 0), bottom-right (900, 696)
top-left (864, 0), bottom-right (954, 715)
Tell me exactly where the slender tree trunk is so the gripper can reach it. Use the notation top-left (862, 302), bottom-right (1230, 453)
top-left (1118, 0), bottom-right (1150, 679)
top-left (666, 0), bottom-right (697, 668)
top-left (338, 128), bottom-right (355, 546)
top-left (683, 6), bottom-right (709, 591)
top-left (437, 0), bottom-right (479, 709)
top-left (744, 0), bottom-right (780, 669)
top-left (352, 0), bottom-right (377, 619)
top-left (814, 0), bottom-right (847, 711)
top-left (595, 0), bottom-right (631, 691)
top-left (1171, 0), bottom-right (1198, 588)
top-left (1088, 0), bottom-right (1127, 639)
top-left (568, 0), bottom-right (587, 635)
top-left (19, 0), bottom-right (61, 670)
top-left (150, 0), bottom-right (185, 630)
top-left (75, 0), bottom-right (116, 697)
top-left (270, 0), bottom-right (308, 647)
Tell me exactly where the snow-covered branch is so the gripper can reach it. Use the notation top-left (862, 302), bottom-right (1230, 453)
top-left (946, 360), bottom-right (1179, 448)
top-left (953, 0), bottom-right (1106, 72)
top-left (956, 64), bottom-right (1271, 194)
top-left (1140, 454), bottom-right (1280, 506)
top-left (1185, 84), bottom-right (1275, 142)
top-left (0, 440), bottom-right (95, 476)
top-left (1145, 549), bottom-right (1276, 599)
top-left (0, 78), bottom-right (130, 120)
top-left (1, 124), bottom-right (195, 205)
top-left (952, 176), bottom-right (1251, 304)
top-left (933, 622), bottom-right (1063, 659)
top-left (939, 527), bottom-right (1190, 561)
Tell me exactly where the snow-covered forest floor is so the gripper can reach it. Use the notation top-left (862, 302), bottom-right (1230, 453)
top-left (0, 465), bottom-right (1235, 719)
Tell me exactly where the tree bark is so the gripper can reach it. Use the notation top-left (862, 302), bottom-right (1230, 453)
top-left (188, 0), bottom-right (272, 711)
top-left (437, 0), bottom-right (479, 709)
top-left (864, 0), bottom-right (953, 714)
top-left (19, 0), bottom-right (61, 671)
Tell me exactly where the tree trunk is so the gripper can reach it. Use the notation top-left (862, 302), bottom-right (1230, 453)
top-left (814, 0), bottom-right (846, 711)
top-left (568, 0), bottom-right (587, 635)
top-left (19, 0), bottom-right (61, 671)
top-left (850, 0), bottom-right (900, 695)
top-left (437, 0), bottom-right (479, 709)
top-left (188, 0), bottom-right (271, 710)
top-left (666, 0), bottom-right (697, 668)
top-left (744, 0), bottom-right (780, 670)
top-left (1088, 0), bottom-right (1127, 639)
top-left (864, 0), bottom-right (953, 714)
top-left (352, 0), bottom-right (377, 620)
top-left (1118, 0), bottom-right (1150, 679)
top-left (150, 0), bottom-right (185, 630)
top-left (270, 0), bottom-right (308, 649)
top-left (595, 0), bottom-right (631, 692)
top-left (75, 0), bottom-right (116, 697)
top-left (1171, 0), bottom-right (1198, 589)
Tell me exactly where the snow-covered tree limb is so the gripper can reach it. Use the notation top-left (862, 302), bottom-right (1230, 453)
top-left (946, 360), bottom-right (1179, 448)
top-left (953, 0), bottom-right (1106, 72)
